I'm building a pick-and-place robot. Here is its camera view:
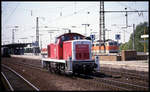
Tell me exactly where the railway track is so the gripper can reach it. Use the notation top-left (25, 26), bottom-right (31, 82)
top-left (74, 74), bottom-right (129, 91)
top-left (77, 73), bottom-right (149, 91)
top-left (2, 58), bottom-right (149, 91)
top-left (100, 67), bottom-right (149, 82)
top-left (8, 57), bottom-right (149, 82)
top-left (1, 64), bottom-right (39, 91)
top-left (92, 75), bottom-right (148, 91)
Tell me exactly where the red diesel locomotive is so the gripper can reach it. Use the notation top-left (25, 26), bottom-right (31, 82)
top-left (41, 32), bottom-right (100, 74)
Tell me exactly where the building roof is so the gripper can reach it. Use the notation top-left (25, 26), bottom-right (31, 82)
top-left (2, 43), bottom-right (31, 48)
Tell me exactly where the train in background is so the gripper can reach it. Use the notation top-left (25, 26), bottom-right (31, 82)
top-left (41, 48), bottom-right (47, 57)
top-left (92, 40), bottom-right (119, 55)
top-left (1, 47), bottom-right (11, 57)
top-left (41, 32), bottom-right (100, 74)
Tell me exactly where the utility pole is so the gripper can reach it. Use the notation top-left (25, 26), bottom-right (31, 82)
top-left (99, 1), bottom-right (105, 53)
top-left (31, 11), bottom-right (44, 46)
top-left (39, 34), bottom-right (43, 49)
top-left (123, 30), bottom-right (125, 43)
top-left (105, 29), bottom-right (111, 40)
top-left (12, 29), bottom-right (15, 43)
top-left (36, 17), bottom-right (39, 47)
top-left (141, 28), bottom-right (148, 53)
top-left (132, 24), bottom-right (135, 50)
top-left (98, 1), bottom-right (147, 47)
top-left (125, 8), bottom-right (128, 28)
top-left (144, 27), bottom-right (146, 53)
top-left (35, 17), bottom-right (45, 55)
top-left (125, 8), bottom-right (128, 43)
top-left (35, 17), bottom-right (40, 56)
top-left (8, 26), bottom-right (19, 44)
top-left (82, 24), bottom-right (90, 36)
top-left (12, 28), bottom-right (19, 43)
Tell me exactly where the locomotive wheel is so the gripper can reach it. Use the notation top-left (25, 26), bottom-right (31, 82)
top-left (48, 63), bottom-right (52, 72)
top-left (51, 68), bottom-right (55, 73)
top-left (72, 70), bottom-right (80, 76)
top-left (54, 69), bottom-right (59, 74)
top-left (55, 67), bottom-right (61, 74)
top-left (45, 62), bottom-right (49, 70)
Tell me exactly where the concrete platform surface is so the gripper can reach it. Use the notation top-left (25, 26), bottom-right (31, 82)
top-left (11, 55), bottom-right (42, 60)
top-left (100, 60), bottom-right (148, 72)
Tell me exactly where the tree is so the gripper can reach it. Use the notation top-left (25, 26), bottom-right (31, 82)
top-left (120, 22), bottom-right (149, 52)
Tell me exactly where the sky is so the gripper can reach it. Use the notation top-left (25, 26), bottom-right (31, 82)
top-left (1, 1), bottom-right (149, 48)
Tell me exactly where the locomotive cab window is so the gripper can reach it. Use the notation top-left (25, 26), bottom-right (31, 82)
top-left (114, 42), bottom-right (118, 46)
top-left (77, 36), bottom-right (80, 40)
top-left (73, 36), bottom-right (77, 40)
top-left (60, 39), bottom-right (63, 47)
top-left (55, 38), bottom-right (58, 44)
top-left (109, 42), bottom-right (113, 46)
top-left (65, 36), bottom-right (70, 41)
top-left (96, 44), bottom-right (99, 46)
top-left (94, 43), bottom-right (97, 46)
top-left (73, 35), bottom-right (80, 40)
top-left (61, 36), bottom-right (65, 41)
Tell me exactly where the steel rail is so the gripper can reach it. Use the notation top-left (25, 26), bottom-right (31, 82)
top-left (95, 77), bottom-right (148, 90)
top-left (2, 64), bottom-right (39, 91)
top-left (79, 74), bottom-right (130, 91)
top-left (3, 60), bottom-right (127, 90)
top-left (100, 68), bottom-right (148, 81)
top-left (97, 70), bottom-right (148, 87)
top-left (2, 58), bottom-right (148, 91)
top-left (80, 73), bottom-right (148, 91)
top-left (1, 72), bottom-right (14, 91)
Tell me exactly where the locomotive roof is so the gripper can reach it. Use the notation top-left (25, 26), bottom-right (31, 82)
top-left (57, 32), bottom-right (85, 39)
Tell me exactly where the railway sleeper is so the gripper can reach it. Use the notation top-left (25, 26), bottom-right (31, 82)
top-left (94, 78), bottom-right (148, 91)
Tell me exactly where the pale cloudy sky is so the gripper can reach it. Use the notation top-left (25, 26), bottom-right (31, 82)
top-left (2, 1), bottom-right (149, 48)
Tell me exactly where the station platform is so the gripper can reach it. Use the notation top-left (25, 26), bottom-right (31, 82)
top-left (11, 55), bottom-right (42, 60)
top-left (11, 55), bottom-right (148, 72)
top-left (100, 60), bottom-right (148, 72)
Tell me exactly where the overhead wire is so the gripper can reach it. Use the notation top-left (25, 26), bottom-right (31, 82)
top-left (46, 2), bottom-right (139, 36)
top-left (34, 2), bottom-right (130, 29)
top-left (117, 2), bottom-right (148, 34)
top-left (46, 3), bottom-right (99, 25)
top-left (117, 2), bottom-right (147, 17)
top-left (3, 3), bottom-right (20, 25)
